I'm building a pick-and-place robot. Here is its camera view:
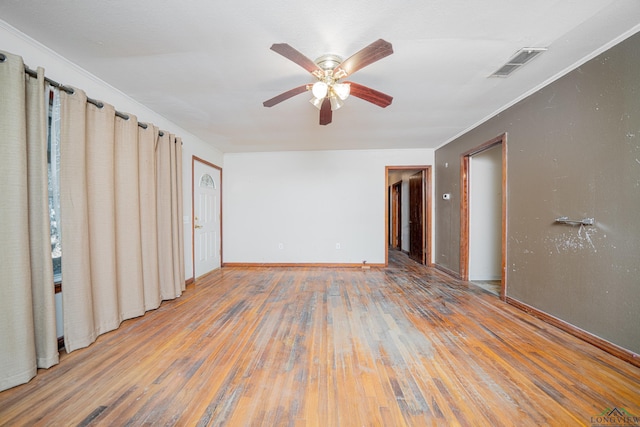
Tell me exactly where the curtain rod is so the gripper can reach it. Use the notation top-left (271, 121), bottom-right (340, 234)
top-left (1, 52), bottom-right (164, 137)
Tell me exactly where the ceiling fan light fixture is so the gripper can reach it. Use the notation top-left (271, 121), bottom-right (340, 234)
top-left (310, 97), bottom-right (324, 110)
top-left (265, 39), bottom-right (394, 125)
top-left (311, 81), bottom-right (328, 99)
top-left (332, 83), bottom-right (350, 101)
top-left (315, 54), bottom-right (343, 71)
top-left (329, 96), bottom-right (344, 111)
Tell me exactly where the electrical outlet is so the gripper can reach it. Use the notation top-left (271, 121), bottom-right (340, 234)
top-left (336, 243), bottom-right (341, 249)
top-left (278, 243), bottom-right (284, 250)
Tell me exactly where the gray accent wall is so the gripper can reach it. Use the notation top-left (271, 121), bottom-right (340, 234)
top-left (435, 31), bottom-right (640, 354)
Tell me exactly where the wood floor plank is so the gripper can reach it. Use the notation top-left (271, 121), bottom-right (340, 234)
top-left (1, 251), bottom-right (639, 426)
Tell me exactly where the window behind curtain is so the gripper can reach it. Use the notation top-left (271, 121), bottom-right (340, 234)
top-left (47, 87), bottom-right (61, 283)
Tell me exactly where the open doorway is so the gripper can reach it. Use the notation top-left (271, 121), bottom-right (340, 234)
top-left (460, 134), bottom-right (507, 299)
top-left (385, 166), bottom-right (431, 266)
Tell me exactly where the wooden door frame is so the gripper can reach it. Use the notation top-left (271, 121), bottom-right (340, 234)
top-left (385, 166), bottom-right (432, 267)
top-left (191, 156), bottom-right (223, 280)
top-left (460, 133), bottom-right (507, 300)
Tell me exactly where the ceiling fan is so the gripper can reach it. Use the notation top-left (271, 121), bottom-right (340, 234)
top-left (263, 39), bottom-right (394, 125)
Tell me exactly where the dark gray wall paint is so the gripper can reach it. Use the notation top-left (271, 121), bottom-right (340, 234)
top-left (435, 31), bottom-right (640, 353)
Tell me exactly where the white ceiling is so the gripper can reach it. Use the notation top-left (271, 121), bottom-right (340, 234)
top-left (1, 1), bottom-right (639, 153)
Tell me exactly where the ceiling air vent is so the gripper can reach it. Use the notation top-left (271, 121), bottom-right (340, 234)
top-left (490, 47), bottom-right (547, 77)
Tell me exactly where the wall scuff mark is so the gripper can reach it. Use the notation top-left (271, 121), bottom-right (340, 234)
top-left (546, 224), bottom-right (598, 254)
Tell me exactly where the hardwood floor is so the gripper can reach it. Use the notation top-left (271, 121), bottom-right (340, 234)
top-left (470, 280), bottom-right (501, 296)
top-left (1, 251), bottom-right (639, 426)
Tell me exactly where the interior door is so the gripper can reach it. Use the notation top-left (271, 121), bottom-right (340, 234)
top-left (194, 159), bottom-right (221, 277)
top-left (409, 171), bottom-right (424, 263)
top-left (391, 181), bottom-right (402, 249)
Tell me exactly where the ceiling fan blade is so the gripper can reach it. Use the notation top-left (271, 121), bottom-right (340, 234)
top-left (334, 39), bottom-right (393, 78)
top-left (345, 82), bottom-right (393, 108)
top-left (319, 98), bottom-right (332, 125)
top-left (263, 85), bottom-right (309, 107)
top-left (270, 43), bottom-right (323, 76)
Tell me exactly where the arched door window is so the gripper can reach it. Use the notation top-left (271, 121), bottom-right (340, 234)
top-left (199, 173), bottom-right (216, 189)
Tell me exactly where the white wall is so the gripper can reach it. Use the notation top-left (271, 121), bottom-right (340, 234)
top-left (469, 145), bottom-right (502, 280)
top-left (1, 20), bottom-right (224, 280)
top-left (223, 149), bottom-right (434, 264)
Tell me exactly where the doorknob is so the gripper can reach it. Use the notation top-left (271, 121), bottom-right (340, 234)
top-left (195, 224), bottom-right (203, 229)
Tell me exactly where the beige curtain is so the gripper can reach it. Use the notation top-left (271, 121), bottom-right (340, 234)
top-left (115, 113), bottom-right (145, 319)
top-left (157, 133), bottom-right (185, 299)
top-left (138, 125), bottom-right (162, 310)
top-left (0, 52), bottom-right (58, 392)
top-left (173, 136), bottom-right (185, 294)
top-left (60, 89), bottom-right (184, 353)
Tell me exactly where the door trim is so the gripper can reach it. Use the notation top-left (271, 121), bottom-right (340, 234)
top-left (191, 156), bottom-right (223, 280)
top-left (385, 166), bottom-right (432, 267)
top-left (460, 133), bottom-right (507, 300)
